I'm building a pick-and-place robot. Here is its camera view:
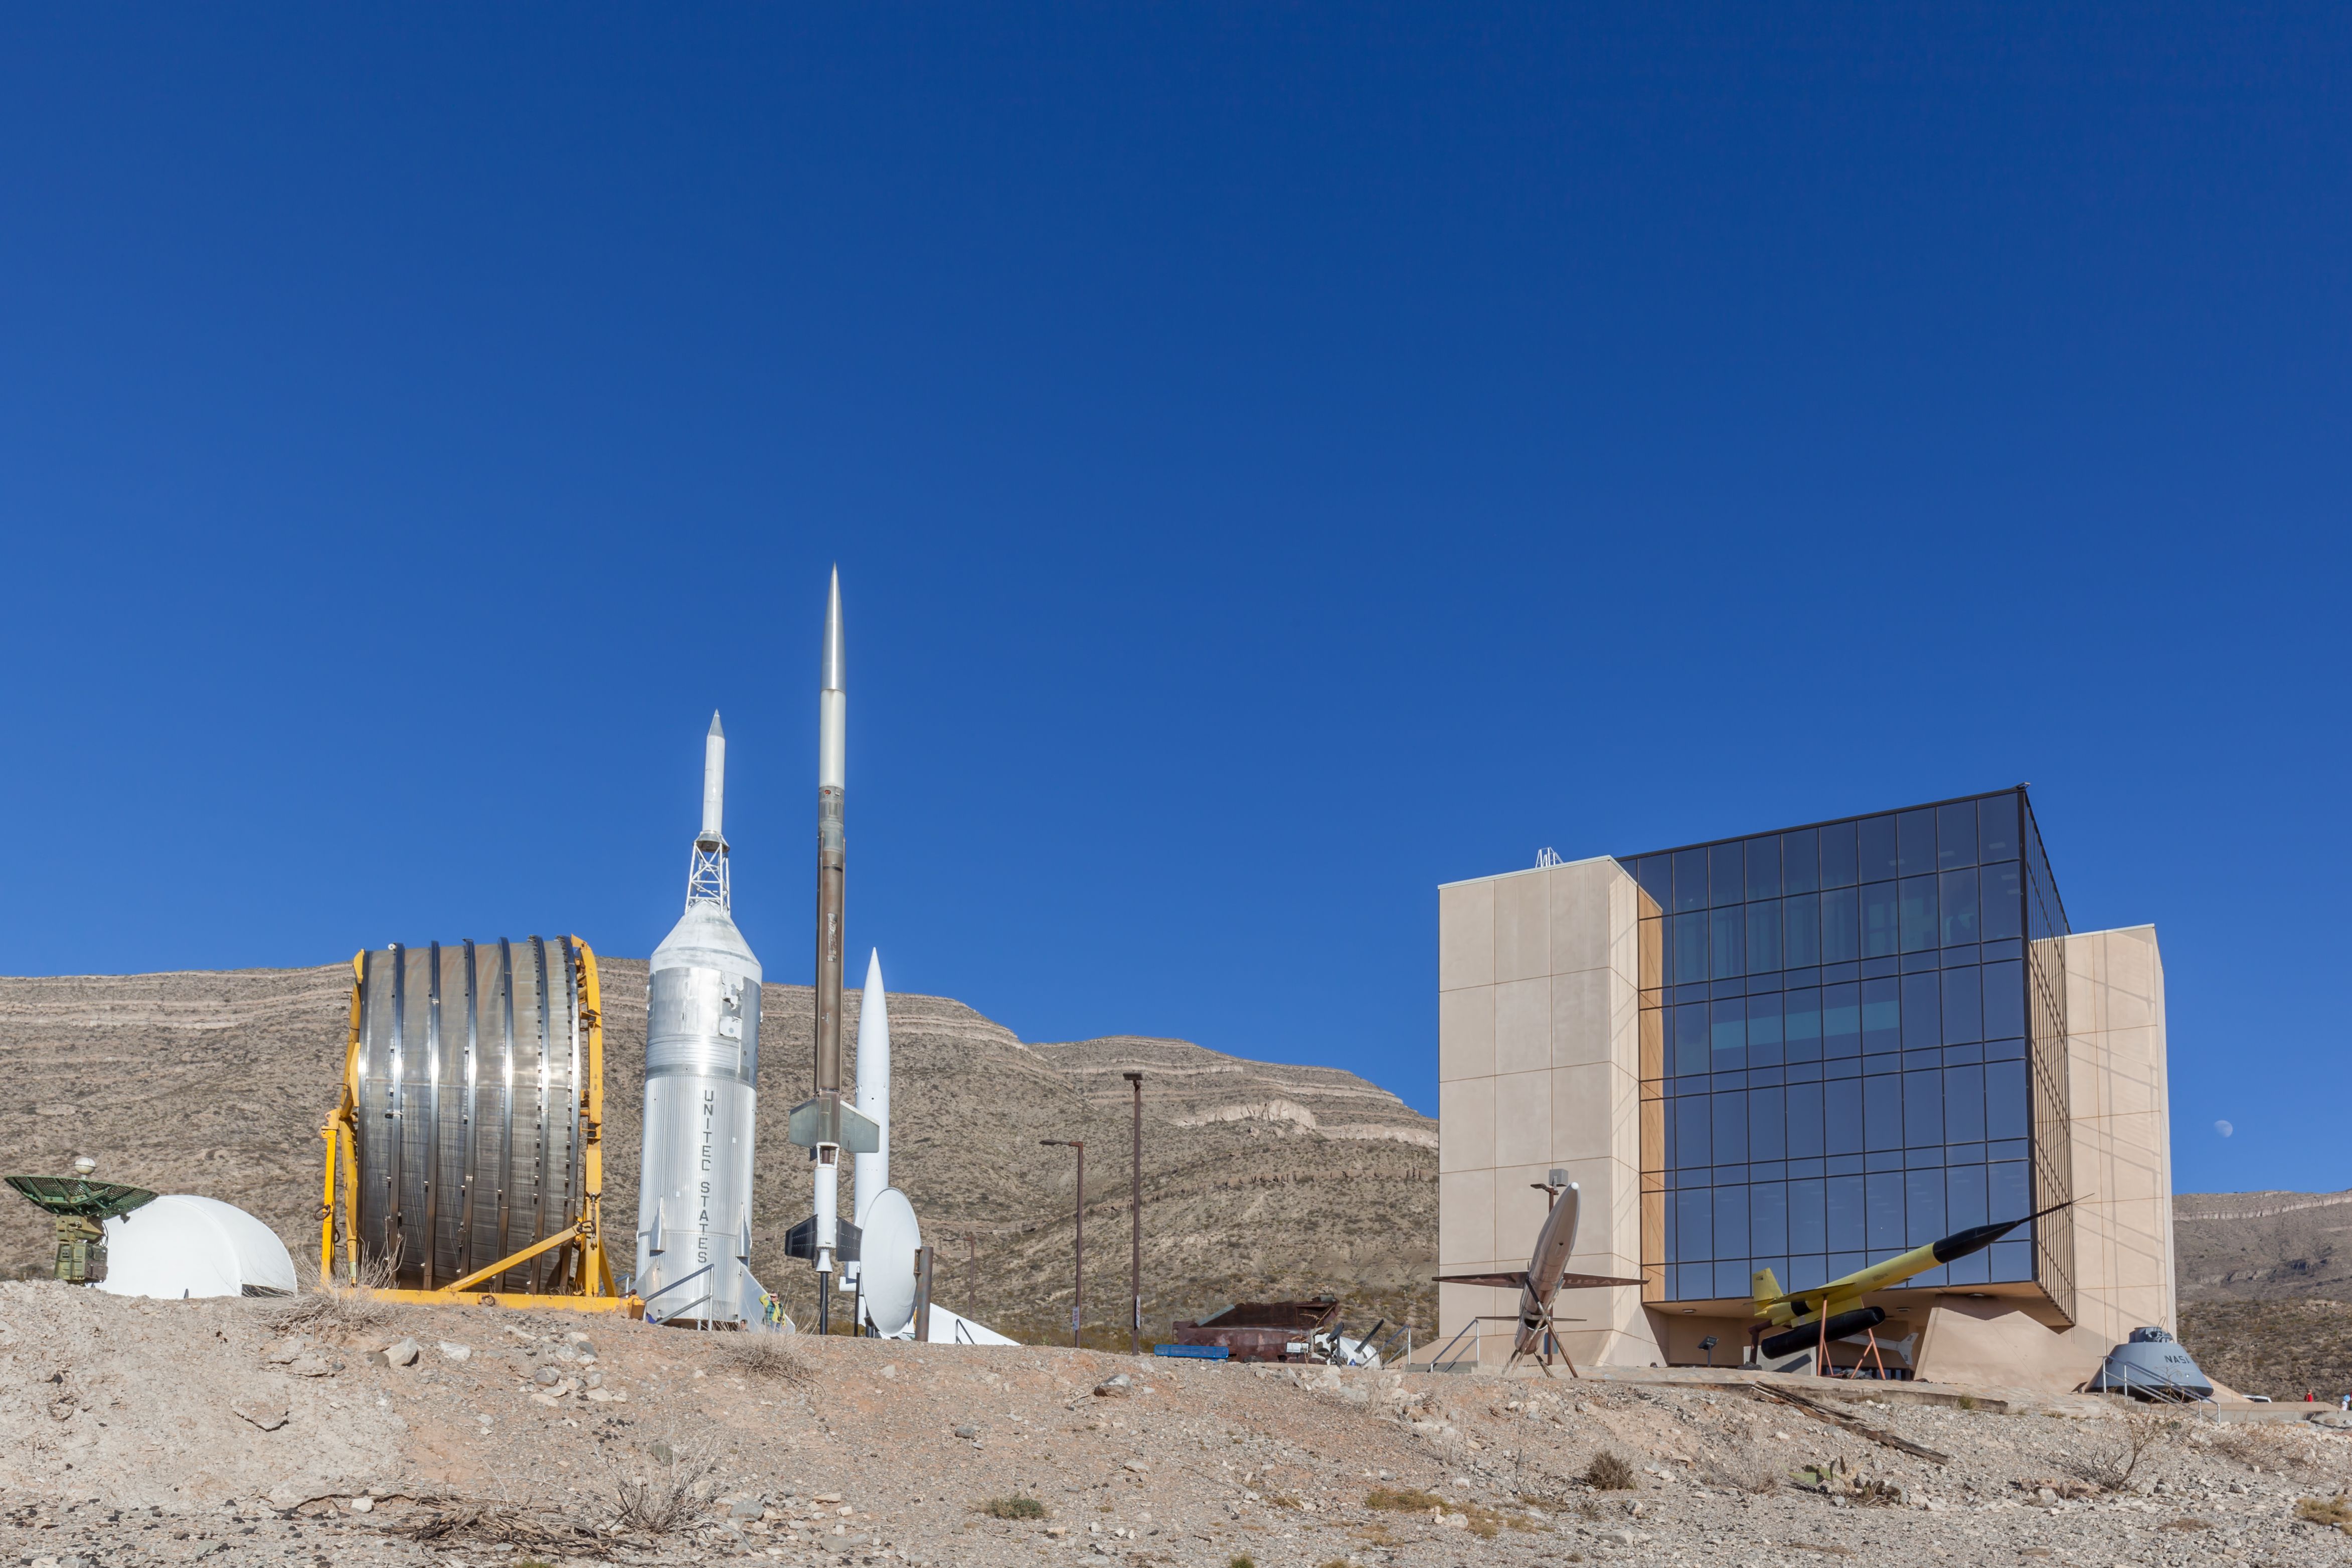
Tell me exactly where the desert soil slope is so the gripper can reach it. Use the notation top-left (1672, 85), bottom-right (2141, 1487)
top-left (0, 960), bottom-right (1437, 1346)
top-left (5, 1280), bottom-right (2350, 1568)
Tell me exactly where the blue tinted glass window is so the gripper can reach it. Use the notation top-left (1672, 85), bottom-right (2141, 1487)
top-left (1985, 1060), bottom-right (2028, 1141)
top-left (1820, 888), bottom-right (1859, 962)
top-left (1866, 1172), bottom-right (1906, 1250)
top-left (1860, 977), bottom-right (1901, 1052)
top-left (1670, 911), bottom-right (1708, 983)
top-left (1940, 868), bottom-right (1979, 945)
top-left (1938, 802), bottom-right (1977, 868)
top-left (1789, 1178), bottom-right (1826, 1253)
top-left (1711, 906), bottom-right (1744, 978)
top-left (1980, 862), bottom-right (2023, 940)
top-left (1746, 899), bottom-right (1783, 974)
top-left (1980, 793), bottom-right (2019, 862)
top-left (1826, 1175), bottom-right (1865, 1250)
top-left (1786, 1080), bottom-right (1824, 1157)
top-left (1981, 960), bottom-right (2026, 1038)
top-left (1713, 1260), bottom-right (1752, 1299)
top-left (1675, 1095), bottom-right (1711, 1168)
top-left (1782, 828), bottom-right (1819, 895)
top-left (1898, 875), bottom-right (1939, 952)
top-left (1859, 815), bottom-right (1899, 881)
top-left (1783, 987), bottom-right (1822, 1062)
top-left (1674, 847), bottom-right (1708, 913)
top-left (1901, 972), bottom-right (1941, 1047)
top-left (1824, 1078), bottom-right (1863, 1154)
top-left (1947, 1163), bottom-right (1988, 1230)
top-left (1990, 1240), bottom-right (2032, 1282)
top-left (1673, 1003), bottom-right (1710, 1075)
top-left (1675, 1188), bottom-right (1711, 1262)
top-left (1864, 1075), bottom-right (1903, 1150)
top-left (1746, 837), bottom-right (1781, 899)
top-left (1906, 1168), bottom-right (1947, 1246)
top-left (1713, 1092), bottom-right (1750, 1164)
top-left (1822, 982), bottom-right (1861, 1057)
top-left (1897, 809), bottom-right (1936, 876)
top-left (1636, 855), bottom-right (1672, 908)
top-left (1750, 1086), bottom-right (1786, 1161)
top-left (1862, 881), bottom-right (1899, 957)
top-left (1711, 998), bottom-right (1747, 1068)
top-left (1820, 820), bottom-right (1859, 888)
top-left (1942, 966), bottom-right (1982, 1042)
top-left (1988, 1160), bottom-right (2030, 1225)
top-left (1714, 1186), bottom-right (1750, 1259)
top-left (1944, 1065), bottom-right (1986, 1143)
top-left (1903, 1069), bottom-right (1943, 1147)
top-left (1710, 843), bottom-right (1744, 908)
top-left (1752, 1182), bottom-right (1789, 1255)
top-left (1746, 992), bottom-right (1784, 1064)
top-left (1782, 893), bottom-right (1820, 967)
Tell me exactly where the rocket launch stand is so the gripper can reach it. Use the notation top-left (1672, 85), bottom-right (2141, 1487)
top-left (319, 940), bottom-right (637, 1315)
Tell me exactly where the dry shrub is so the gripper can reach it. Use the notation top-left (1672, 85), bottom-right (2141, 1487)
top-left (608, 1435), bottom-right (720, 1535)
top-left (1583, 1451), bottom-right (1637, 1491)
top-left (2212, 1423), bottom-right (2329, 1480)
top-left (2064, 1411), bottom-right (2182, 1492)
top-left (394, 1501), bottom-right (607, 1557)
top-left (1703, 1446), bottom-right (1782, 1494)
top-left (717, 1333), bottom-right (814, 1385)
top-left (2297, 1493), bottom-right (2352, 1532)
top-left (1793, 1459), bottom-right (1903, 1506)
top-left (1366, 1487), bottom-right (1447, 1512)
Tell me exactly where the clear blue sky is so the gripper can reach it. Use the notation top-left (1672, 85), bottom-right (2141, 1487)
top-left (2, 7), bottom-right (2342, 1194)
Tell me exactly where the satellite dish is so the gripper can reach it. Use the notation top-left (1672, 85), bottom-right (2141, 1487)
top-left (857, 1187), bottom-right (921, 1337)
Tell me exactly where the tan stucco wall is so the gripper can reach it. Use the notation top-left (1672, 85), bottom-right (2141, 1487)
top-left (1437, 856), bottom-right (1661, 1367)
top-left (2059, 924), bottom-right (2174, 1346)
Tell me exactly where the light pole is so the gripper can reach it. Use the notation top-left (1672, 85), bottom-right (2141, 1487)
top-left (1122, 1072), bottom-right (1143, 1356)
top-left (1041, 1139), bottom-right (1083, 1348)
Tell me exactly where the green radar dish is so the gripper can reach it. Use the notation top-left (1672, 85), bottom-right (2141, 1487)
top-left (5, 1174), bottom-right (158, 1285)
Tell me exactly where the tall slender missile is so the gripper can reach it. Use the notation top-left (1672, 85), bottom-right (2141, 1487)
top-left (785, 569), bottom-right (880, 1332)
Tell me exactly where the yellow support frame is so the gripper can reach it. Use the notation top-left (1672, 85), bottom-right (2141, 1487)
top-left (319, 939), bottom-right (639, 1315)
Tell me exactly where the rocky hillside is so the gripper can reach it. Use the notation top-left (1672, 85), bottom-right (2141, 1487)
top-left (0, 960), bottom-right (1437, 1347)
top-left (2174, 1189), bottom-right (2352, 1303)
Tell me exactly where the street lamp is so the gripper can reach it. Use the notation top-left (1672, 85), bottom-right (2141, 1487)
top-left (1040, 1139), bottom-right (1084, 1348)
top-left (1122, 1072), bottom-right (1143, 1356)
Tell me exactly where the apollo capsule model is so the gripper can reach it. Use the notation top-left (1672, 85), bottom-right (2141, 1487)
top-left (635, 712), bottom-right (766, 1327)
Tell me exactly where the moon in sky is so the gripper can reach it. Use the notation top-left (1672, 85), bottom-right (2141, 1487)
top-left (2214, 1119), bottom-right (2234, 1137)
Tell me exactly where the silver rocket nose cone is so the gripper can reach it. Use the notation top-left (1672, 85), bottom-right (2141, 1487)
top-left (822, 566), bottom-right (845, 692)
top-left (709, 710), bottom-right (724, 738)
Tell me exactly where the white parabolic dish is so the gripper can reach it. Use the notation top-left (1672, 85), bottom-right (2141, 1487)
top-left (858, 1187), bottom-right (922, 1337)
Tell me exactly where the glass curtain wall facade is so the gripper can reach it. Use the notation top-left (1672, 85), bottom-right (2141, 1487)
top-left (1623, 788), bottom-right (2077, 1320)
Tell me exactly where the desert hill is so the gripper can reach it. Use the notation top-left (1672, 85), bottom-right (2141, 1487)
top-left (0, 958), bottom-right (1437, 1348)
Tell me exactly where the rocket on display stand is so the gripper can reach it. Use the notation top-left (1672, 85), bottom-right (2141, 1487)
top-left (783, 570), bottom-right (883, 1333)
top-left (635, 713), bottom-right (771, 1328)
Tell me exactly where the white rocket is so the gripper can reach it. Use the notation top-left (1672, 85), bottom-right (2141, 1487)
top-left (634, 713), bottom-right (766, 1326)
top-left (855, 950), bottom-right (891, 1215)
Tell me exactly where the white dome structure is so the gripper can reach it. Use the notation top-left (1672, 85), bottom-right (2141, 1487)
top-left (96, 1194), bottom-right (297, 1300)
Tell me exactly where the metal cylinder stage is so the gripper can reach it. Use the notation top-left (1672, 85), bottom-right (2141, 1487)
top-left (352, 938), bottom-right (589, 1292)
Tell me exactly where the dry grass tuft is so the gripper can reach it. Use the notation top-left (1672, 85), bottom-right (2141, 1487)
top-left (607, 1435), bottom-right (720, 1536)
top-left (270, 1254), bottom-right (399, 1338)
top-left (717, 1333), bottom-right (815, 1385)
top-left (1703, 1446), bottom-right (1782, 1494)
top-left (1583, 1451), bottom-right (1637, 1491)
top-left (982, 1496), bottom-right (1047, 1520)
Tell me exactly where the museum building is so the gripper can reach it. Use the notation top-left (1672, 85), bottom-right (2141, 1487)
top-left (1435, 787), bottom-right (2173, 1383)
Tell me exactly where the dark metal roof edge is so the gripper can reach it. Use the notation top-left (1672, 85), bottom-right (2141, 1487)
top-left (1615, 784), bottom-right (2036, 866)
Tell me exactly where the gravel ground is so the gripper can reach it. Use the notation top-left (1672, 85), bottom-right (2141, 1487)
top-left (4, 1280), bottom-right (2350, 1568)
